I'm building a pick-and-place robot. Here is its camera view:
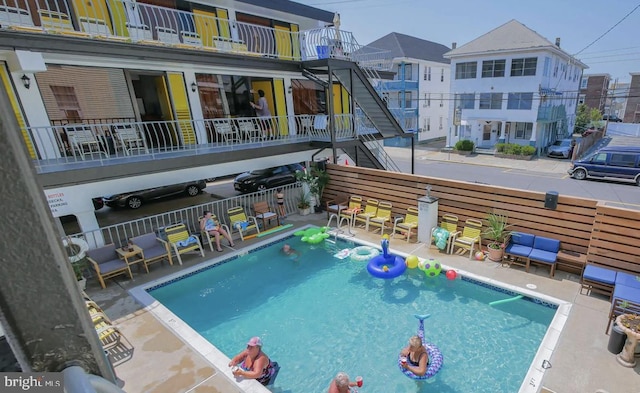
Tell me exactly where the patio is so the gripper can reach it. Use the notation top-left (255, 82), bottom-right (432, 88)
top-left (88, 213), bottom-right (640, 393)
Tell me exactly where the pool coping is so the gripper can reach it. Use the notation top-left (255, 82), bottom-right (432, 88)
top-left (129, 226), bottom-right (571, 393)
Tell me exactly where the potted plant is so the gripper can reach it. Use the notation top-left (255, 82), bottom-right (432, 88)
top-left (482, 212), bottom-right (512, 262)
top-left (297, 191), bottom-right (312, 216)
top-left (295, 164), bottom-right (330, 212)
top-left (64, 239), bottom-right (89, 290)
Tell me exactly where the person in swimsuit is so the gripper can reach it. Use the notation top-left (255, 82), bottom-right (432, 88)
top-left (399, 335), bottom-right (429, 376)
top-left (328, 372), bottom-right (359, 393)
top-left (200, 210), bottom-right (234, 252)
top-left (229, 336), bottom-right (275, 385)
top-left (276, 188), bottom-right (286, 217)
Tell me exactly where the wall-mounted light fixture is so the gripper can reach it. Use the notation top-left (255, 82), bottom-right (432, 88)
top-left (191, 82), bottom-right (197, 92)
top-left (21, 74), bottom-right (31, 89)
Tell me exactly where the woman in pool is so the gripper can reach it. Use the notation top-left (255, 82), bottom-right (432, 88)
top-left (399, 335), bottom-right (429, 376)
top-left (229, 336), bottom-right (276, 385)
top-left (200, 210), bottom-right (234, 252)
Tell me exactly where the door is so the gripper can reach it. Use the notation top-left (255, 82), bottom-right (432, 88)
top-left (166, 72), bottom-right (196, 145)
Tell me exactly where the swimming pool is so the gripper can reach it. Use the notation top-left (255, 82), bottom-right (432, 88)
top-left (138, 230), bottom-right (567, 392)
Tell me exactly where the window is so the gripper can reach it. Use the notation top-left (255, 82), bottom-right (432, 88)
top-left (51, 85), bottom-right (82, 120)
top-left (610, 154), bottom-right (637, 167)
top-left (592, 152), bottom-right (607, 164)
top-left (578, 94), bottom-right (586, 105)
top-left (404, 64), bottom-right (413, 80)
top-left (510, 57), bottom-right (537, 76)
top-left (439, 93), bottom-right (443, 107)
top-left (456, 93), bottom-right (475, 109)
top-left (405, 91), bottom-right (412, 108)
top-left (427, 67), bottom-right (431, 81)
top-left (481, 60), bottom-right (505, 78)
top-left (507, 92), bottom-right (533, 110)
top-left (439, 116), bottom-right (443, 130)
top-left (479, 93), bottom-right (502, 109)
top-left (426, 117), bottom-right (430, 131)
top-left (423, 93), bottom-right (428, 107)
top-left (426, 93), bottom-right (431, 107)
top-left (553, 58), bottom-right (558, 77)
top-left (455, 62), bottom-right (477, 79)
top-left (543, 57), bottom-right (550, 77)
top-left (580, 77), bottom-right (588, 89)
top-left (513, 122), bottom-right (533, 139)
top-left (440, 68), bottom-right (444, 82)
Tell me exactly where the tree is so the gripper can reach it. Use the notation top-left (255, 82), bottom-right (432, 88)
top-left (574, 104), bottom-right (604, 134)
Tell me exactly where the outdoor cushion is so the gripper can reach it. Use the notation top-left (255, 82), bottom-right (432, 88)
top-left (528, 249), bottom-right (557, 264)
top-left (612, 283), bottom-right (640, 303)
top-left (614, 272), bottom-right (640, 289)
top-left (131, 233), bottom-right (156, 249)
top-left (97, 259), bottom-right (128, 274)
top-left (510, 232), bottom-right (535, 247)
top-left (86, 244), bottom-right (118, 262)
top-left (532, 236), bottom-right (560, 253)
top-left (504, 242), bottom-right (532, 257)
top-left (583, 265), bottom-right (617, 285)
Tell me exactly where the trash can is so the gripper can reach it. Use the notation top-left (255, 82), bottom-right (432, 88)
top-left (608, 323), bottom-right (626, 354)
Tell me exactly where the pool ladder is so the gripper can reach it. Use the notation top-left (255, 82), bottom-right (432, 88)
top-left (326, 213), bottom-right (355, 243)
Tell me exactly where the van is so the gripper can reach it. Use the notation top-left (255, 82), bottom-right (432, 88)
top-left (568, 146), bottom-right (640, 186)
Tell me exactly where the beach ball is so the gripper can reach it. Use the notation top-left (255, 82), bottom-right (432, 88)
top-left (475, 251), bottom-right (485, 261)
top-left (423, 259), bottom-right (442, 277)
top-left (406, 255), bottom-right (419, 269)
top-left (446, 270), bottom-right (457, 280)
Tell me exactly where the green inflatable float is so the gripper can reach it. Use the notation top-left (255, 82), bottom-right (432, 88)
top-left (294, 227), bottom-right (330, 244)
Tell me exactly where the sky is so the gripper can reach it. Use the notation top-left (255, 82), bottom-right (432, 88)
top-left (296, 0), bottom-right (640, 83)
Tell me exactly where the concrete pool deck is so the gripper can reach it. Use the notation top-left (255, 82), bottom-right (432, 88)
top-left (89, 214), bottom-right (640, 393)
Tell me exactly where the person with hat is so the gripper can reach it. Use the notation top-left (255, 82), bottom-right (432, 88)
top-left (229, 336), bottom-right (277, 385)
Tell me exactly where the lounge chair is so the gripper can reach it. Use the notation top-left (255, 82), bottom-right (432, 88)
top-left (164, 223), bottom-right (204, 265)
top-left (130, 232), bottom-right (172, 270)
top-left (227, 206), bottom-right (259, 240)
top-left (253, 201), bottom-right (279, 230)
top-left (86, 244), bottom-right (134, 289)
top-left (451, 219), bottom-right (483, 259)
top-left (92, 313), bottom-right (123, 349)
top-left (199, 214), bottom-right (232, 252)
top-left (393, 207), bottom-right (419, 243)
top-left (339, 196), bottom-right (362, 227)
top-left (354, 199), bottom-right (379, 231)
top-left (431, 213), bottom-right (459, 253)
top-left (368, 201), bottom-right (392, 233)
top-left (325, 194), bottom-right (348, 220)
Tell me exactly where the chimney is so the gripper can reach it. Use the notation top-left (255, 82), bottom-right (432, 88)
top-left (555, 37), bottom-right (561, 47)
top-left (451, 42), bottom-right (457, 49)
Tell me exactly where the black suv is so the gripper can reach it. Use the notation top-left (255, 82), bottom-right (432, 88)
top-left (234, 164), bottom-right (304, 193)
top-left (103, 180), bottom-right (207, 209)
top-left (602, 114), bottom-right (622, 122)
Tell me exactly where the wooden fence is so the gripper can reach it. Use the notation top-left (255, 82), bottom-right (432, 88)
top-left (323, 164), bottom-right (640, 275)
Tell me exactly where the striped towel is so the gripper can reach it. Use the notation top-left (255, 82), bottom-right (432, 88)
top-left (176, 235), bottom-right (198, 247)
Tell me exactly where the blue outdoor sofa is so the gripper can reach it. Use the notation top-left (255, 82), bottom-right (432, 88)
top-left (504, 232), bottom-right (560, 277)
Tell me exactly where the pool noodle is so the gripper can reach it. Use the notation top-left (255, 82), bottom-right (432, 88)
top-left (489, 295), bottom-right (523, 306)
top-left (256, 224), bottom-right (294, 238)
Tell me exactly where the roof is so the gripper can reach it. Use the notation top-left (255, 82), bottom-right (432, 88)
top-left (365, 32), bottom-right (450, 64)
top-left (444, 20), bottom-right (586, 68)
top-left (238, 0), bottom-right (334, 23)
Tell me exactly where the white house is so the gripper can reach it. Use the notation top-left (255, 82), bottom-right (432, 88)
top-left (443, 20), bottom-right (587, 153)
top-left (366, 32), bottom-right (451, 143)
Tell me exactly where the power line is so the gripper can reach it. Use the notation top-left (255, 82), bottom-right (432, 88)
top-left (573, 3), bottom-right (640, 56)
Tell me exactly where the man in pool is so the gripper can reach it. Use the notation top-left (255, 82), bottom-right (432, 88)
top-left (281, 244), bottom-right (300, 259)
top-left (328, 372), bottom-right (360, 393)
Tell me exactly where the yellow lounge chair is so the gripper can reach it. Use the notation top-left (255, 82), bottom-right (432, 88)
top-left (452, 219), bottom-right (483, 259)
top-left (354, 199), bottom-right (379, 231)
top-left (368, 201), bottom-right (393, 233)
top-left (227, 206), bottom-right (259, 240)
top-left (164, 223), bottom-right (204, 265)
top-left (431, 213), bottom-right (460, 253)
top-left (199, 214), bottom-right (232, 252)
top-left (339, 196), bottom-right (362, 227)
top-left (393, 207), bottom-right (419, 242)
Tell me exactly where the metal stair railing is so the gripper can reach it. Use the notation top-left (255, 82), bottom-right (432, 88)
top-left (357, 131), bottom-right (402, 173)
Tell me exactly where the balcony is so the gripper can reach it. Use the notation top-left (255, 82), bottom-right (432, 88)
top-left (25, 114), bottom-right (381, 174)
top-left (378, 80), bottom-right (419, 91)
top-left (537, 104), bottom-right (566, 122)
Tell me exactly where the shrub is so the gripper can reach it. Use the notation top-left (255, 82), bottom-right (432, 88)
top-left (495, 143), bottom-right (506, 153)
top-left (454, 139), bottom-right (474, 151)
top-left (505, 144), bottom-right (522, 155)
top-left (521, 146), bottom-right (536, 156)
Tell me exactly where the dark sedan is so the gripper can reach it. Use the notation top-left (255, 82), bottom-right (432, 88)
top-left (104, 180), bottom-right (207, 209)
top-left (234, 164), bottom-right (304, 193)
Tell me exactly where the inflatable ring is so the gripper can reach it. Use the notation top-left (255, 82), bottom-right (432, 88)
top-left (398, 343), bottom-right (443, 380)
top-left (367, 254), bottom-right (406, 278)
top-left (63, 237), bottom-right (89, 263)
top-left (350, 246), bottom-right (379, 262)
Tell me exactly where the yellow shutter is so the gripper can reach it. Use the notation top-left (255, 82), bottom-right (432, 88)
top-left (215, 8), bottom-right (230, 39)
top-left (274, 25), bottom-right (292, 60)
top-left (273, 79), bottom-right (288, 135)
top-left (291, 24), bottom-right (300, 60)
top-left (72, 0), bottom-right (113, 33)
top-left (166, 72), bottom-right (196, 145)
top-left (194, 9), bottom-right (219, 48)
top-left (106, 0), bottom-right (128, 37)
top-left (0, 64), bottom-right (35, 158)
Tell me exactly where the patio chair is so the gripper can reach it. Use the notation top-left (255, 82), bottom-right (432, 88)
top-left (451, 218), bottom-right (483, 259)
top-left (354, 199), bottom-right (379, 231)
top-left (66, 126), bottom-right (109, 160)
top-left (113, 125), bottom-right (148, 155)
top-left (164, 223), bottom-right (204, 265)
top-left (392, 207), bottom-right (419, 243)
top-left (130, 232), bottom-right (172, 270)
top-left (199, 214), bottom-right (232, 252)
top-left (214, 120), bottom-right (238, 143)
top-left (325, 194), bottom-right (348, 220)
top-left (368, 201), bottom-right (393, 233)
top-left (86, 244), bottom-right (134, 289)
top-left (227, 206), bottom-right (259, 241)
top-left (92, 313), bottom-right (124, 349)
top-left (253, 201), bottom-right (280, 230)
top-left (431, 214), bottom-right (460, 253)
top-left (339, 195), bottom-right (362, 227)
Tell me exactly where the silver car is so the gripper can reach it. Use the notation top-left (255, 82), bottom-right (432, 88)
top-left (547, 139), bottom-right (574, 159)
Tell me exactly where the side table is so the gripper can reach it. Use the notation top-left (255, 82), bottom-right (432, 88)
top-left (116, 244), bottom-right (147, 274)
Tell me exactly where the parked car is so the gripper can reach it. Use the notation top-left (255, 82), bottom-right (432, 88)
top-left (104, 180), bottom-right (207, 209)
top-left (568, 146), bottom-right (640, 186)
top-left (602, 114), bottom-right (622, 122)
top-left (547, 139), bottom-right (575, 159)
top-left (234, 164), bottom-right (304, 193)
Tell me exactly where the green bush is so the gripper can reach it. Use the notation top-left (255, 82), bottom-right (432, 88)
top-left (454, 139), bottom-right (474, 151)
top-left (495, 143), bottom-right (506, 153)
top-left (498, 143), bottom-right (536, 156)
top-left (505, 144), bottom-right (522, 155)
top-left (521, 146), bottom-right (536, 156)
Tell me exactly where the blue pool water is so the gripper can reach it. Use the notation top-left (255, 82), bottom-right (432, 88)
top-left (149, 235), bottom-right (556, 393)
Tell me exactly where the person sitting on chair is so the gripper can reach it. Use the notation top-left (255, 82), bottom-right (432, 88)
top-left (200, 210), bottom-right (234, 251)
